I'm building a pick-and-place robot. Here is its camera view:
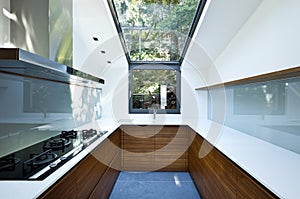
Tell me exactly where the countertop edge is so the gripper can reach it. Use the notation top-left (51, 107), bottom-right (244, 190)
top-left (190, 120), bottom-right (300, 199)
top-left (0, 125), bottom-right (119, 199)
top-left (0, 121), bottom-right (299, 199)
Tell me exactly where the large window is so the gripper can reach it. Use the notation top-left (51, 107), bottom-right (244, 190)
top-left (108, 0), bottom-right (207, 114)
top-left (129, 64), bottom-right (180, 113)
top-left (108, 0), bottom-right (206, 63)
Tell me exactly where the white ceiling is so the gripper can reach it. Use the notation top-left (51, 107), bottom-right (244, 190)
top-left (73, 0), bottom-right (125, 76)
top-left (191, 0), bottom-right (263, 61)
top-left (74, 0), bottom-right (263, 74)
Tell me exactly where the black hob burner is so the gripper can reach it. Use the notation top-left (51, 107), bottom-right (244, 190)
top-left (43, 137), bottom-right (72, 150)
top-left (0, 155), bottom-right (21, 171)
top-left (23, 149), bottom-right (57, 177)
top-left (24, 150), bottom-right (57, 167)
top-left (0, 129), bottom-right (104, 180)
top-left (82, 128), bottom-right (98, 140)
top-left (61, 130), bottom-right (78, 139)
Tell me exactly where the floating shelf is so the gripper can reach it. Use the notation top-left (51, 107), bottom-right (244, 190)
top-left (195, 66), bottom-right (300, 90)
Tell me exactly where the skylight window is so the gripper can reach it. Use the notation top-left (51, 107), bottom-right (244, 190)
top-left (109, 0), bottom-right (206, 63)
top-left (107, 0), bottom-right (207, 114)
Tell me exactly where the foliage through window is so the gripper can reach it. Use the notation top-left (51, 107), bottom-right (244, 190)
top-left (130, 65), bottom-right (180, 113)
top-left (111, 0), bottom-right (202, 62)
top-left (108, 0), bottom-right (207, 113)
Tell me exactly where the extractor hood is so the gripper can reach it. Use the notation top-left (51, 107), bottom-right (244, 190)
top-left (0, 48), bottom-right (104, 86)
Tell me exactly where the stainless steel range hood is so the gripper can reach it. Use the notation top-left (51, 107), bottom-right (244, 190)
top-left (0, 48), bottom-right (104, 86)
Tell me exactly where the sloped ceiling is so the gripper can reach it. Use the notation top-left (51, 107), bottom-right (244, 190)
top-left (73, 0), bottom-right (126, 77)
top-left (74, 0), bottom-right (263, 77)
top-left (191, 0), bottom-right (263, 61)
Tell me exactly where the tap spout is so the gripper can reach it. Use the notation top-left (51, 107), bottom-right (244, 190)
top-left (150, 104), bottom-right (159, 120)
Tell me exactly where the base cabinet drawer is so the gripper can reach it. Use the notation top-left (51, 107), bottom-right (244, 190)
top-left (39, 129), bottom-right (121, 199)
top-left (121, 125), bottom-right (188, 171)
top-left (89, 166), bottom-right (119, 199)
top-left (39, 168), bottom-right (77, 199)
top-left (188, 127), bottom-right (278, 199)
top-left (236, 169), bottom-right (276, 199)
top-left (77, 155), bottom-right (108, 199)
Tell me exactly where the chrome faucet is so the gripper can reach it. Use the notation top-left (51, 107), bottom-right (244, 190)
top-left (42, 108), bottom-right (47, 119)
top-left (150, 104), bottom-right (159, 120)
top-left (153, 106), bottom-right (157, 120)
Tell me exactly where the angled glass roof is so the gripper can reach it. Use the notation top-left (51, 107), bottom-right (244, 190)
top-left (108, 0), bottom-right (206, 64)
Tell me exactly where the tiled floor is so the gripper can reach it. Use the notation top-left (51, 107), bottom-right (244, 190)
top-left (109, 172), bottom-right (201, 199)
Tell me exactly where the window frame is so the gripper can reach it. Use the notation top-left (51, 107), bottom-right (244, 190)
top-left (107, 0), bottom-right (208, 65)
top-left (106, 0), bottom-right (208, 114)
top-left (129, 64), bottom-right (181, 114)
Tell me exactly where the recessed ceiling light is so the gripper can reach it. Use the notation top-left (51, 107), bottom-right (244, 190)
top-left (93, 37), bottom-right (99, 41)
top-left (101, 50), bottom-right (106, 54)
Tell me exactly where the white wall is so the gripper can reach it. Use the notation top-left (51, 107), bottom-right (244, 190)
top-left (101, 57), bottom-right (128, 123)
top-left (73, 0), bottom-right (300, 128)
top-left (193, 0), bottom-right (262, 61)
top-left (73, 0), bottom-right (122, 73)
top-left (73, 0), bottom-right (131, 124)
top-left (214, 0), bottom-right (300, 84)
top-left (10, 0), bottom-right (49, 58)
top-left (186, 1), bottom-right (300, 197)
top-left (0, 0), bottom-right (10, 47)
top-left (181, 61), bottom-right (206, 128)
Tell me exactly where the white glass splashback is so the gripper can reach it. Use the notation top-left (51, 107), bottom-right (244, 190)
top-left (206, 77), bottom-right (300, 154)
top-left (0, 72), bottom-right (102, 158)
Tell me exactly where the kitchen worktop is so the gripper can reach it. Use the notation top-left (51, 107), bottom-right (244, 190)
top-left (0, 117), bottom-right (299, 199)
top-left (194, 119), bottom-right (300, 199)
top-left (0, 121), bottom-right (119, 199)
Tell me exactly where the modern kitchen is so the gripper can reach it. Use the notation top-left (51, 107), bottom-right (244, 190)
top-left (0, 0), bottom-right (300, 199)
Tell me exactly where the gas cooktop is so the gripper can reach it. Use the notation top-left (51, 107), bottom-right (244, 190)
top-left (0, 129), bottom-right (107, 180)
